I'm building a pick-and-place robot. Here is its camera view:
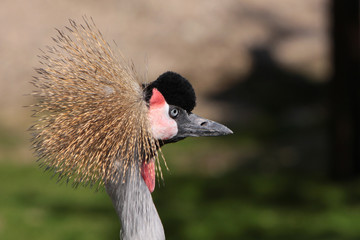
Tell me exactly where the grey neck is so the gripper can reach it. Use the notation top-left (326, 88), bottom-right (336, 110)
top-left (105, 163), bottom-right (165, 240)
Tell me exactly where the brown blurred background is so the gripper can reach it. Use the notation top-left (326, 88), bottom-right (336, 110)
top-left (0, 0), bottom-right (330, 166)
top-left (0, 0), bottom-right (359, 240)
top-left (0, 0), bottom-right (329, 128)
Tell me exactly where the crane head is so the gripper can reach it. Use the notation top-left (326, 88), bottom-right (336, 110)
top-left (145, 71), bottom-right (233, 144)
top-left (141, 71), bottom-right (232, 193)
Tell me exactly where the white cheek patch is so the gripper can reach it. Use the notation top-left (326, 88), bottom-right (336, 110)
top-left (148, 102), bottom-right (178, 140)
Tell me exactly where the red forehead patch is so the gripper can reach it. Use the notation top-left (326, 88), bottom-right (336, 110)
top-left (149, 88), bottom-right (166, 107)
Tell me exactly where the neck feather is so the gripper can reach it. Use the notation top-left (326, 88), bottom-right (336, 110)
top-left (105, 162), bottom-right (165, 240)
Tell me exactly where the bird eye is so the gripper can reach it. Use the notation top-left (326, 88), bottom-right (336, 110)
top-left (170, 108), bottom-right (179, 118)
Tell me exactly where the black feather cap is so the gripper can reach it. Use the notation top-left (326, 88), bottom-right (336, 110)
top-left (144, 71), bottom-right (196, 112)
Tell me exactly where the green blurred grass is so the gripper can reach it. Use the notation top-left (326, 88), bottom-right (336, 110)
top-left (1, 161), bottom-right (360, 240)
top-left (1, 122), bottom-right (360, 240)
top-left (0, 162), bottom-right (119, 240)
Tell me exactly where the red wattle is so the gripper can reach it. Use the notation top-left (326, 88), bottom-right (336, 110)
top-left (141, 159), bottom-right (155, 193)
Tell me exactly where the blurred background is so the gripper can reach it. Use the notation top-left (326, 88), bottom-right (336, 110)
top-left (0, 0), bottom-right (359, 239)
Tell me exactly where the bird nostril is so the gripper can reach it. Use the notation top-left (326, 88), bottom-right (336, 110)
top-left (200, 121), bottom-right (208, 126)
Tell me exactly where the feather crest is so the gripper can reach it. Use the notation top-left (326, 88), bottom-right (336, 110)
top-left (30, 17), bottom-right (159, 187)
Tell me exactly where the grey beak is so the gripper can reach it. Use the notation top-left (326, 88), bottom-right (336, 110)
top-left (179, 113), bottom-right (233, 138)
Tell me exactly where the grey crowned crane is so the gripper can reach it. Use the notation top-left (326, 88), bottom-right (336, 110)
top-left (30, 18), bottom-right (232, 240)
